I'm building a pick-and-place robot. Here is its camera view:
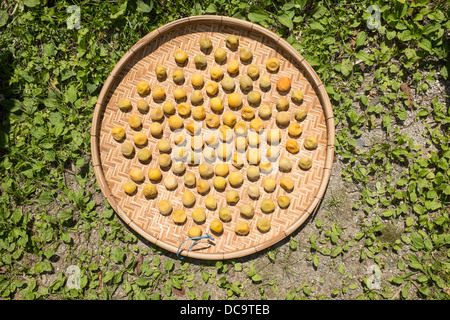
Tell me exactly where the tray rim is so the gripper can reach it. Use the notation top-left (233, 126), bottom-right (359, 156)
top-left (90, 15), bottom-right (335, 260)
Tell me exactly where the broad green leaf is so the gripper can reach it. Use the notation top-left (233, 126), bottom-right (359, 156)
top-left (277, 13), bottom-right (293, 29)
top-left (111, 248), bottom-right (125, 264)
top-left (0, 10), bottom-right (8, 27)
top-left (355, 31), bottom-right (367, 47)
top-left (310, 21), bottom-right (325, 32)
top-left (137, 0), bottom-right (153, 13)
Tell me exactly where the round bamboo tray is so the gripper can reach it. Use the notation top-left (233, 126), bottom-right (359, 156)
top-left (91, 16), bottom-right (334, 260)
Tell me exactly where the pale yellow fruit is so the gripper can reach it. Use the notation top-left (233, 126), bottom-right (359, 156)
top-left (239, 75), bottom-right (253, 91)
top-left (136, 81), bottom-right (150, 95)
top-left (137, 99), bottom-right (149, 113)
top-left (150, 107), bottom-right (164, 122)
top-left (279, 157), bottom-right (293, 172)
top-left (182, 190), bottom-right (196, 207)
top-left (197, 179), bottom-right (210, 195)
top-left (148, 168), bottom-right (162, 182)
top-left (286, 139), bottom-right (300, 154)
top-left (261, 199), bottom-right (275, 213)
top-left (192, 105), bottom-right (206, 121)
top-left (205, 195), bottom-right (217, 211)
top-left (266, 146), bottom-right (280, 160)
top-left (150, 122), bottom-right (163, 137)
top-left (164, 176), bottom-right (178, 190)
top-left (225, 35), bottom-right (239, 49)
top-left (257, 217), bottom-right (271, 232)
top-left (137, 148), bottom-right (152, 162)
top-left (235, 221), bottom-right (249, 236)
top-left (228, 171), bottom-right (244, 188)
top-left (186, 120), bottom-right (201, 136)
top-left (214, 47), bottom-right (227, 63)
top-left (247, 148), bottom-right (261, 165)
top-left (157, 139), bottom-right (171, 153)
top-left (174, 48), bottom-right (188, 64)
top-left (152, 85), bottom-right (165, 100)
top-left (159, 153), bottom-right (172, 168)
top-left (248, 185), bottom-right (260, 199)
top-left (304, 136), bottom-right (318, 150)
top-left (240, 204), bottom-right (255, 219)
top-left (172, 210), bottom-right (187, 224)
top-left (118, 98), bottom-right (132, 111)
top-left (163, 101), bottom-right (175, 115)
top-left (130, 168), bottom-right (145, 182)
top-left (112, 126), bottom-right (125, 141)
top-left (184, 172), bottom-right (196, 188)
top-left (258, 104), bottom-right (272, 119)
top-left (188, 226), bottom-right (203, 238)
top-left (259, 161), bottom-right (273, 175)
top-left (259, 76), bottom-right (271, 91)
top-left (235, 136), bottom-right (248, 153)
top-left (246, 165), bottom-right (260, 181)
top-left (247, 90), bottom-right (261, 105)
top-left (226, 190), bottom-right (240, 205)
top-left (194, 55), bottom-right (207, 69)
top-left (215, 163), bottom-right (229, 177)
top-left (218, 125), bottom-right (233, 142)
top-left (205, 81), bottom-right (219, 96)
top-left (249, 118), bottom-right (264, 132)
top-left (266, 129), bottom-right (281, 145)
top-left (263, 178), bottom-right (277, 193)
top-left (169, 115), bottom-right (184, 130)
top-left (234, 121), bottom-right (248, 136)
top-left (191, 73), bottom-right (204, 88)
top-left (240, 46), bottom-right (253, 62)
top-left (223, 111), bottom-right (237, 127)
top-left (278, 195), bottom-right (290, 209)
top-left (199, 163), bottom-right (214, 179)
top-left (276, 97), bottom-right (289, 111)
top-left (210, 66), bottom-right (224, 81)
top-left (121, 142), bottom-right (134, 157)
top-left (199, 38), bottom-right (213, 51)
top-left (227, 59), bottom-right (239, 74)
top-left (276, 111), bottom-right (291, 127)
top-left (173, 87), bottom-right (187, 101)
top-left (219, 207), bottom-right (232, 222)
top-left (210, 97), bottom-right (223, 113)
top-left (172, 162), bottom-right (186, 175)
top-left (155, 65), bottom-right (167, 80)
top-left (177, 102), bottom-right (191, 117)
top-left (213, 176), bottom-right (227, 191)
top-left (142, 183), bottom-right (157, 199)
top-left (247, 64), bottom-right (259, 79)
top-left (123, 180), bottom-right (137, 195)
top-left (291, 89), bottom-right (304, 103)
top-left (228, 92), bottom-right (242, 108)
top-left (190, 90), bottom-right (203, 105)
top-left (298, 156), bottom-right (313, 170)
top-left (221, 75), bottom-right (235, 91)
top-left (172, 69), bottom-right (184, 83)
top-left (266, 57), bottom-right (280, 72)
top-left (158, 200), bottom-right (172, 215)
top-left (206, 113), bottom-right (220, 128)
top-left (192, 207), bottom-right (206, 224)
top-left (288, 122), bottom-right (303, 137)
top-left (280, 176), bottom-right (295, 192)
top-left (133, 132), bottom-right (147, 146)
top-left (210, 219), bottom-right (223, 234)
top-left (295, 107), bottom-right (308, 121)
top-left (241, 105), bottom-right (255, 120)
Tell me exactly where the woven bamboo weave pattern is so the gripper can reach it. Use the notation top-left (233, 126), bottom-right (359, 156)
top-left (91, 16), bottom-right (334, 260)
